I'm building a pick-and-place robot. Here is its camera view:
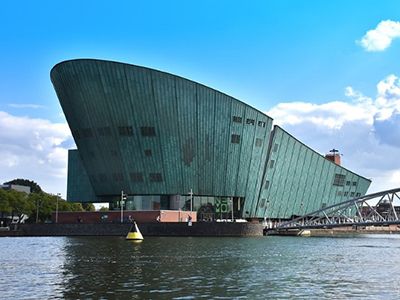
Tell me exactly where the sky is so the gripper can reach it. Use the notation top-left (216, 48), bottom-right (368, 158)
top-left (1, 0), bottom-right (400, 198)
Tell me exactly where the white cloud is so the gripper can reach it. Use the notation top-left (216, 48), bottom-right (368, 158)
top-left (8, 103), bottom-right (46, 109)
top-left (359, 20), bottom-right (400, 52)
top-left (0, 111), bottom-right (74, 197)
top-left (267, 74), bottom-right (400, 194)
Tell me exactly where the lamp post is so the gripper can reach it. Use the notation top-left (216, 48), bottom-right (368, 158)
top-left (56, 193), bottom-right (61, 223)
top-left (121, 191), bottom-right (127, 223)
top-left (189, 189), bottom-right (193, 212)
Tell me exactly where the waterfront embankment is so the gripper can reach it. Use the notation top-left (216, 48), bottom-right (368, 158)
top-left (0, 222), bottom-right (264, 237)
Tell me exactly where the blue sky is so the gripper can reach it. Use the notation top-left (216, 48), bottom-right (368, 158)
top-left (1, 0), bottom-right (400, 196)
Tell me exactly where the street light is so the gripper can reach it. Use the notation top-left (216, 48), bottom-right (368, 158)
top-left (188, 189), bottom-right (193, 212)
top-left (121, 191), bottom-right (127, 223)
top-left (56, 193), bottom-right (61, 223)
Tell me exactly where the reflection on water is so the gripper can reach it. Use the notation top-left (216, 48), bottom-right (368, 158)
top-left (1, 235), bottom-right (400, 299)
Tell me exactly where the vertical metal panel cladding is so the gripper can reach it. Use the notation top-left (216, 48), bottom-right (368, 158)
top-left (256, 126), bottom-right (371, 219)
top-left (51, 59), bottom-right (273, 203)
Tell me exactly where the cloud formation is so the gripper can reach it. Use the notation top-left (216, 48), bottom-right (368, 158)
top-left (267, 74), bottom-right (400, 193)
top-left (359, 20), bottom-right (400, 51)
top-left (0, 111), bottom-right (73, 196)
top-left (8, 103), bottom-right (46, 109)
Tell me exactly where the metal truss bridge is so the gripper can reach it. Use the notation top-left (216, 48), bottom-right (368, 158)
top-left (266, 187), bottom-right (400, 234)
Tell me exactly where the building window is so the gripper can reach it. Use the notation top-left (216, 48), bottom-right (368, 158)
top-left (337, 191), bottom-right (342, 196)
top-left (246, 118), bottom-right (255, 125)
top-left (269, 160), bottom-right (275, 168)
top-left (149, 173), bottom-right (163, 182)
top-left (258, 121), bottom-right (266, 127)
top-left (346, 181), bottom-right (350, 186)
top-left (265, 180), bottom-right (270, 190)
top-left (259, 198), bottom-right (266, 208)
top-left (232, 116), bottom-right (242, 123)
top-left (141, 126), bottom-right (156, 137)
top-left (344, 191), bottom-right (349, 196)
top-left (130, 172), bottom-right (143, 182)
top-left (144, 149), bottom-right (152, 157)
top-left (333, 174), bottom-right (346, 186)
top-left (231, 134), bottom-right (240, 144)
top-left (255, 138), bottom-right (263, 147)
top-left (350, 192), bottom-right (355, 197)
top-left (118, 126), bottom-right (133, 136)
top-left (356, 192), bottom-right (361, 197)
top-left (273, 143), bottom-right (279, 152)
top-left (113, 173), bottom-right (124, 182)
top-left (98, 126), bottom-right (112, 136)
top-left (352, 181), bottom-right (357, 186)
top-left (82, 128), bottom-right (93, 138)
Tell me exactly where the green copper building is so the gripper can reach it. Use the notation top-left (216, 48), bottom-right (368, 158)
top-left (51, 59), bottom-right (371, 220)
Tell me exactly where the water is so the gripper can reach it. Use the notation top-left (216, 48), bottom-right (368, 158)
top-left (1, 235), bottom-right (400, 299)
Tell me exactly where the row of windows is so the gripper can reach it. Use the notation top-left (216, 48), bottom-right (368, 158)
top-left (333, 174), bottom-right (358, 187)
top-left (95, 172), bottom-right (163, 183)
top-left (232, 116), bottom-right (266, 127)
top-left (337, 191), bottom-right (361, 197)
top-left (73, 126), bottom-right (156, 139)
top-left (231, 134), bottom-right (264, 146)
top-left (333, 174), bottom-right (346, 186)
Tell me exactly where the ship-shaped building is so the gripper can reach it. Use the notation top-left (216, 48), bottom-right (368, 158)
top-left (51, 59), bottom-right (371, 220)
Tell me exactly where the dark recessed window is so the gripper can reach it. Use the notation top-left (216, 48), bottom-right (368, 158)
top-left (352, 181), bottom-right (357, 186)
top-left (273, 143), bottom-right (279, 152)
top-left (346, 181), bottom-right (350, 186)
top-left (82, 128), bottom-right (93, 138)
top-left (72, 130), bottom-right (81, 140)
top-left (144, 149), bottom-right (152, 157)
top-left (265, 180), bottom-right (270, 190)
top-left (269, 160), bottom-right (275, 168)
top-left (232, 116), bottom-right (242, 123)
top-left (118, 126), bottom-right (133, 136)
top-left (130, 172), bottom-right (143, 182)
top-left (98, 126), bottom-right (112, 136)
top-left (149, 173), bottom-right (163, 182)
top-left (350, 192), bottom-right (355, 197)
top-left (258, 121), bottom-right (266, 127)
top-left (356, 192), bottom-right (361, 197)
top-left (255, 138), bottom-right (263, 147)
top-left (231, 134), bottom-right (240, 144)
top-left (113, 173), bottom-right (124, 182)
top-left (259, 198), bottom-right (266, 208)
top-left (333, 174), bottom-right (346, 186)
top-left (246, 118), bottom-right (255, 125)
top-left (141, 126), bottom-right (156, 137)
top-left (344, 191), bottom-right (349, 196)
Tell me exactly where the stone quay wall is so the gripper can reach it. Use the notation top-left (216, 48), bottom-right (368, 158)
top-left (2, 222), bottom-right (264, 237)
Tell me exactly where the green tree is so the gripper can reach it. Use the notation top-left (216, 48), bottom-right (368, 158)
top-left (82, 203), bottom-right (95, 212)
top-left (4, 178), bottom-right (42, 193)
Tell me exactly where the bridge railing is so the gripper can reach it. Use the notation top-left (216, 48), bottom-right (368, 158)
top-left (273, 187), bottom-right (400, 230)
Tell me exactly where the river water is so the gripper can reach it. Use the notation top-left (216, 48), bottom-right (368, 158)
top-left (1, 235), bottom-right (400, 299)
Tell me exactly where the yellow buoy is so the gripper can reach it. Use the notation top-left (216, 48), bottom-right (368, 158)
top-left (126, 221), bottom-right (144, 241)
